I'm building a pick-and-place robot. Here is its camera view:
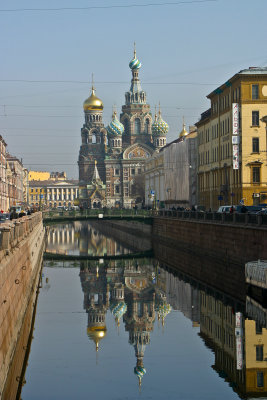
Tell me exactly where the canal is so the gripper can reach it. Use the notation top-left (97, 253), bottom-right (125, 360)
top-left (15, 221), bottom-right (267, 399)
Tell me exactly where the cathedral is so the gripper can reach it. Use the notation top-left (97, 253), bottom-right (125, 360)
top-left (78, 46), bottom-right (169, 208)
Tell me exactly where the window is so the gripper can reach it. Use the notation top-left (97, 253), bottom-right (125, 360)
top-left (257, 372), bottom-right (264, 388)
top-left (252, 111), bottom-right (260, 126)
top-left (253, 167), bottom-right (260, 183)
top-left (131, 168), bottom-right (135, 175)
top-left (138, 168), bottom-right (141, 174)
top-left (114, 168), bottom-right (120, 176)
top-left (256, 345), bottom-right (264, 361)
top-left (252, 84), bottom-right (259, 100)
top-left (115, 185), bottom-right (120, 194)
top-left (134, 118), bottom-right (141, 134)
top-left (252, 138), bottom-right (259, 153)
top-left (124, 119), bottom-right (129, 135)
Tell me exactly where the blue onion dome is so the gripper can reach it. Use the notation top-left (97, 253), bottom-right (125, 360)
top-left (152, 110), bottom-right (169, 136)
top-left (110, 301), bottom-right (127, 323)
top-left (107, 111), bottom-right (124, 136)
top-left (129, 46), bottom-right (142, 70)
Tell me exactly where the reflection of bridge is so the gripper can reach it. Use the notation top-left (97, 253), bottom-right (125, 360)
top-left (44, 249), bottom-right (153, 262)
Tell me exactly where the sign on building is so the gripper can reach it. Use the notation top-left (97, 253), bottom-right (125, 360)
top-left (232, 103), bottom-right (239, 170)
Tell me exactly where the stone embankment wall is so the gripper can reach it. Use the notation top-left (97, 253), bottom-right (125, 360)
top-left (90, 220), bottom-right (152, 252)
top-left (153, 218), bottom-right (267, 263)
top-left (0, 212), bottom-right (45, 399)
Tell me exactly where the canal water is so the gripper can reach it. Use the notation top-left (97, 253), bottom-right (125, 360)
top-left (19, 221), bottom-right (267, 399)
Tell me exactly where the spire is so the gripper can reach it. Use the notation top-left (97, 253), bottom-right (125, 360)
top-left (92, 160), bottom-right (101, 182)
top-left (134, 41), bottom-right (136, 58)
top-left (91, 72), bottom-right (95, 92)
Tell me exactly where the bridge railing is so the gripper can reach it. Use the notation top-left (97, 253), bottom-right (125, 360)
top-left (153, 209), bottom-right (267, 227)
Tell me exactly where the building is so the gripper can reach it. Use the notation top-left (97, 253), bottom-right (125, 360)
top-left (145, 124), bottom-right (197, 208)
top-left (78, 46), bottom-right (169, 209)
top-left (6, 154), bottom-right (24, 209)
top-left (29, 179), bottom-right (79, 209)
top-left (196, 67), bottom-right (267, 210)
top-left (0, 136), bottom-right (8, 211)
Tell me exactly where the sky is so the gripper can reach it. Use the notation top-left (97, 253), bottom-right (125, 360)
top-left (0, 0), bottom-right (267, 179)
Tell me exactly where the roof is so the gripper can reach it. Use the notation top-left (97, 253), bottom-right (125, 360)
top-left (207, 66), bottom-right (267, 98)
top-left (29, 179), bottom-right (78, 187)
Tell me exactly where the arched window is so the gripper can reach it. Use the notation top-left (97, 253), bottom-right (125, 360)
top-left (124, 119), bottom-right (129, 135)
top-left (134, 118), bottom-right (141, 134)
top-left (145, 118), bottom-right (150, 134)
top-left (92, 134), bottom-right (96, 144)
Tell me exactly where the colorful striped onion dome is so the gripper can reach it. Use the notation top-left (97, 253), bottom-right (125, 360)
top-left (110, 301), bottom-right (127, 322)
top-left (107, 112), bottom-right (124, 136)
top-left (129, 46), bottom-right (142, 70)
top-left (152, 111), bottom-right (169, 136)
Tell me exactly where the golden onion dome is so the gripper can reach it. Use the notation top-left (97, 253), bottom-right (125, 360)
top-left (83, 87), bottom-right (104, 111)
top-left (179, 123), bottom-right (189, 138)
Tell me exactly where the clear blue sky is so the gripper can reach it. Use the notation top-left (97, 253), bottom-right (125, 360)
top-left (0, 0), bottom-right (266, 178)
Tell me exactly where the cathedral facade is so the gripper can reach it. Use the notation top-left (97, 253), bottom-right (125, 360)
top-left (78, 47), bottom-right (169, 208)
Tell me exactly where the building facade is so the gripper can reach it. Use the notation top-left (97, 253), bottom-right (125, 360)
top-left (78, 47), bottom-right (168, 209)
top-left (197, 67), bottom-right (267, 210)
top-left (29, 180), bottom-right (79, 209)
top-left (0, 136), bottom-right (8, 211)
top-left (145, 125), bottom-right (197, 208)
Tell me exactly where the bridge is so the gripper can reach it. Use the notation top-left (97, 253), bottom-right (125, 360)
top-left (42, 209), bottom-right (153, 224)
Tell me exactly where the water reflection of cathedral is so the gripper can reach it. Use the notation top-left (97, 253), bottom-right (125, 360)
top-left (79, 258), bottom-right (173, 387)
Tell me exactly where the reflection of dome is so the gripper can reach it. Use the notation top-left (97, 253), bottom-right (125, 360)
top-left (179, 123), bottom-right (189, 138)
top-left (87, 326), bottom-right (107, 351)
top-left (134, 365), bottom-right (146, 387)
top-left (83, 87), bottom-right (104, 111)
top-left (156, 299), bottom-right (172, 325)
top-left (107, 112), bottom-right (124, 136)
top-left (152, 111), bottom-right (169, 136)
top-left (110, 301), bottom-right (127, 323)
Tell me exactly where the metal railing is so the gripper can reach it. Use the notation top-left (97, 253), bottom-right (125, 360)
top-left (153, 210), bottom-right (267, 227)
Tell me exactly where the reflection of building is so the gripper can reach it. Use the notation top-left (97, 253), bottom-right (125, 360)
top-left (199, 287), bottom-right (267, 397)
top-left (196, 67), bottom-right (267, 209)
top-left (79, 257), bottom-right (172, 387)
top-left (78, 46), bottom-right (169, 209)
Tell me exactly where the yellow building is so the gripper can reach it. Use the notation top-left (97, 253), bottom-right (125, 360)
top-left (196, 67), bottom-right (267, 209)
top-left (29, 171), bottom-right (66, 181)
top-left (29, 171), bottom-right (50, 181)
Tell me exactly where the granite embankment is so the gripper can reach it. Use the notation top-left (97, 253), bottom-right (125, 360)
top-left (0, 212), bottom-right (45, 400)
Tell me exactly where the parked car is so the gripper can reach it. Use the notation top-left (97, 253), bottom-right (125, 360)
top-left (217, 206), bottom-right (232, 213)
top-left (0, 213), bottom-right (10, 223)
top-left (256, 208), bottom-right (267, 215)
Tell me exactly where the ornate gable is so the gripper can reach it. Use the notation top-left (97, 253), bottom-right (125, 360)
top-left (123, 143), bottom-right (153, 160)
